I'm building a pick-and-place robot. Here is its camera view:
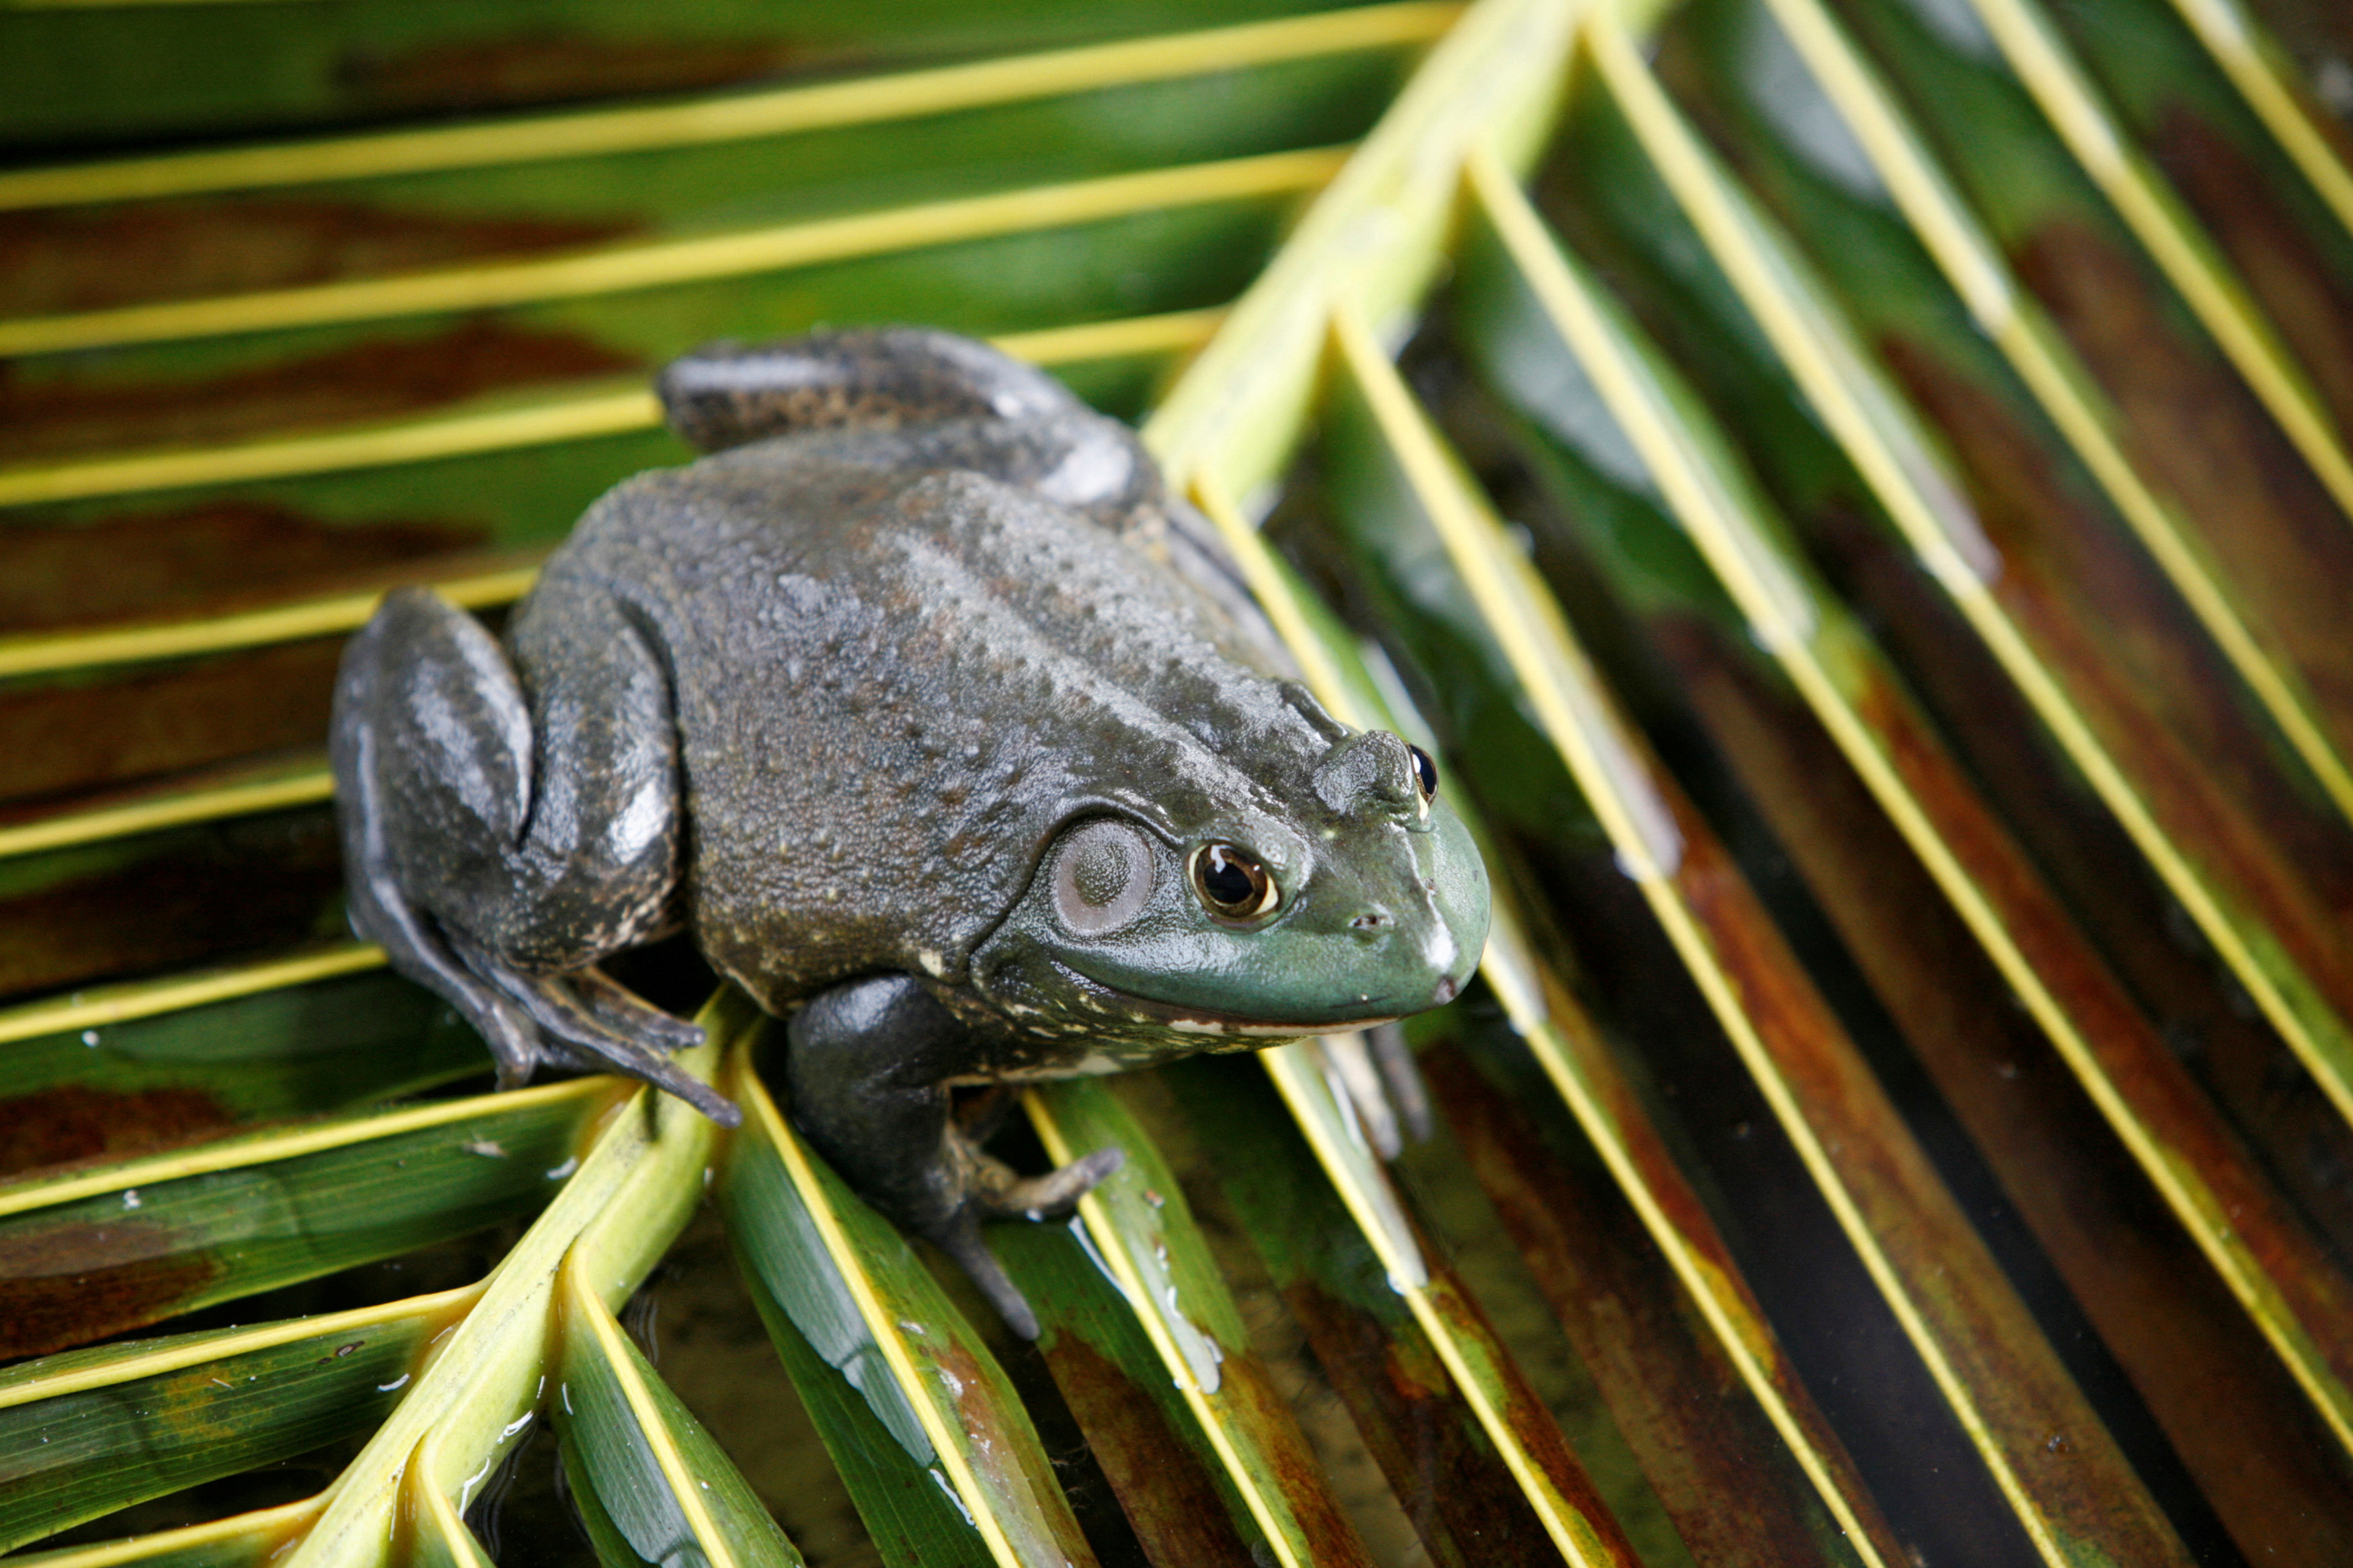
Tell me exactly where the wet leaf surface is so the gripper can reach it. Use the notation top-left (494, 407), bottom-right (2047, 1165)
top-left (0, 807), bottom-right (347, 1004)
top-left (0, 1298), bottom-right (457, 1552)
top-left (717, 999), bottom-right (1096, 1568)
top-left (1651, 608), bottom-right (2353, 1562)
top-left (0, 323), bottom-right (638, 468)
top-left (0, 0), bottom-right (1384, 151)
top-left (2147, 105), bottom-right (2353, 464)
top-left (1160, 1054), bottom-right (1580, 1568)
top-left (9, 0), bottom-right (2353, 1561)
top-left (988, 1219), bottom-right (1267, 1567)
top-left (0, 503), bottom-right (489, 634)
top-left (1416, 1034), bottom-right (1872, 1567)
top-left (1030, 1075), bottom-right (1380, 1568)
top-left (0, 968), bottom-right (487, 1175)
top-left (1320, 311), bottom-right (2211, 1563)
top-left (0, 645), bottom-right (348, 809)
top-left (1434, 79), bottom-right (2353, 1549)
top-left (0, 207), bottom-right (638, 322)
top-left (0, 1079), bottom-right (612, 1359)
top-left (551, 1260), bottom-right (808, 1567)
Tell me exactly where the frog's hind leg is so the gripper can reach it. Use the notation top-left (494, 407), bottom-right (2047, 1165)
top-left (783, 975), bottom-right (1122, 1338)
top-left (331, 584), bottom-right (736, 1126)
top-left (657, 327), bottom-right (1084, 453)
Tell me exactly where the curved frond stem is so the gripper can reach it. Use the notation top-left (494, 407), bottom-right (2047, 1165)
top-left (0, 150), bottom-right (1343, 360)
top-left (1960, 0), bottom-right (2353, 525)
top-left (1529, 36), bottom-right (2353, 1455)
top-left (1330, 294), bottom-right (2196, 1567)
top-left (0, 944), bottom-right (385, 1048)
top-left (2160, 0), bottom-right (2353, 241)
top-left (0, 4), bottom-right (1456, 210)
top-left (0, 308), bottom-right (1224, 513)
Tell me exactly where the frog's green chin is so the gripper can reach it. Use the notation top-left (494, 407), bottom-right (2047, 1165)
top-left (1029, 951), bottom-right (1462, 1040)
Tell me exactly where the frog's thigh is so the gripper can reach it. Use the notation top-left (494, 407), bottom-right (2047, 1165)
top-left (498, 578), bottom-right (685, 957)
top-left (344, 583), bottom-right (680, 972)
top-left (334, 589), bottom-right (534, 1071)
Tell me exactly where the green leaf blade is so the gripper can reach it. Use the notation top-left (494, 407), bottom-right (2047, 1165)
top-left (714, 997), bottom-right (1093, 1568)
top-left (0, 1079), bottom-right (613, 1359)
top-left (0, 1298), bottom-right (454, 1553)
top-left (553, 1265), bottom-right (805, 1568)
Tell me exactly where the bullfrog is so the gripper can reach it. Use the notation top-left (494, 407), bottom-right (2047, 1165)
top-left (331, 327), bottom-right (1490, 1333)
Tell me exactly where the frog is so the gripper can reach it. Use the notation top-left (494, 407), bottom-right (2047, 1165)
top-left (331, 327), bottom-right (1490, 1334)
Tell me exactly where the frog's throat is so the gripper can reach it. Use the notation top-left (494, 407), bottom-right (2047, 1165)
top-left (1023, 956), bottom-right (1412, 1038)
top-left (1163, 1012), bottom-right (1402, 1037)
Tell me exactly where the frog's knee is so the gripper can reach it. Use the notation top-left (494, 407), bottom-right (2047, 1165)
top-left (657, 327), bottom-right (1078, 452)
top-left (337, 589), bottom-right (532, 849)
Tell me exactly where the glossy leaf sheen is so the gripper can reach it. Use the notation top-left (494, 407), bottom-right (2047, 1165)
top-left (715, 997), bottom-right (1094, 1568)
top-left (1031, 1076), bottom-right (1376, 1568)
top-left (0, 1080), bottom-right (610, 1359)
top-left (0, 1299), bottom-right (454, 1551)
top-left (553, 1266), bottom-right (807, 1567)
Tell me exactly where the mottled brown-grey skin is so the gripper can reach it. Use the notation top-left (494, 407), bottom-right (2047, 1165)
top-left (331, 329), bottom-right (1488, 1334)
top-left (645, 454), bottom-right (1318, 1020)
top-left (582, 439), bottom-right (1341, 1040)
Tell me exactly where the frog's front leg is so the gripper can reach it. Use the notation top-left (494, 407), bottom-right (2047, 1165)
top-left (332, 583), bottom-right (736, 1125)
top-left (785, 975), bottom-right (1122, 1338)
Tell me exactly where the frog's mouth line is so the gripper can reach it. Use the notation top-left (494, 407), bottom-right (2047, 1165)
top-left (1055, 959), bottom-right (1412, 1037)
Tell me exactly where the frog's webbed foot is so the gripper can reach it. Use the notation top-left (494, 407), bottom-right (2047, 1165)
top-left (445, 936), bottom-right (734, 1126)
top-left (784, 974), bottom-right (1123, 1339)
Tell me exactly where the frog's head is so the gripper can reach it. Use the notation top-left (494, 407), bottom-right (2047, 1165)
top-left (967, 728), bottom-right (1490, 1048)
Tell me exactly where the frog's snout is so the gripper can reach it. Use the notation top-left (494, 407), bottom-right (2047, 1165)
top-left (1414, 801), bottom-right (1490, 1007)
top-left (1334, 869), bottom-right (1475, 1011)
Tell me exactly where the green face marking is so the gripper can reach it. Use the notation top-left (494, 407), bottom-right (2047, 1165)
top-left (972, 729), bottom-right (1490, 1042)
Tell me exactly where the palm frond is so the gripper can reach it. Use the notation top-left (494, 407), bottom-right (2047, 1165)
top-left (5, 0), bottom-right (2353, 1563)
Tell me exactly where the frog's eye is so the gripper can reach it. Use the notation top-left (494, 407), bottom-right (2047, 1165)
top-left (1407, 745), bottom-right (1439, 807)
top-left (1191, 842), bottom-right (1279, 921)
top-left (1053, 820), bottom-right (1156, 936)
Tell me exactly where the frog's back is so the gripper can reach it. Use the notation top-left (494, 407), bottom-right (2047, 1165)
top-left (534, 436), bottom-right (1334, 1020)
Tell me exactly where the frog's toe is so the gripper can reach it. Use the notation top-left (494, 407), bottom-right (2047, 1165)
top-left (571, 964), bottom-right (706, 1052)
top-left (472, 991), bottom-right (562, 1091)
top-left (928, 1208), bottom-right (1043, 1341)
top-left (450, 937), bottom-right (737, 1126)
top-left (539, 1001), bottom-right (735, 1126)
top-left (971, 1145), bottom-right (1125, 1222)
top-left (920, 1143), bottom-right (1121, 1338)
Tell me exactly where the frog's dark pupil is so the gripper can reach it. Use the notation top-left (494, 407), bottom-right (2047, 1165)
top-left (1196, 843), bottom-right (1268, 914)
top-left (1408, 745), bottom-right (1439, 800)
